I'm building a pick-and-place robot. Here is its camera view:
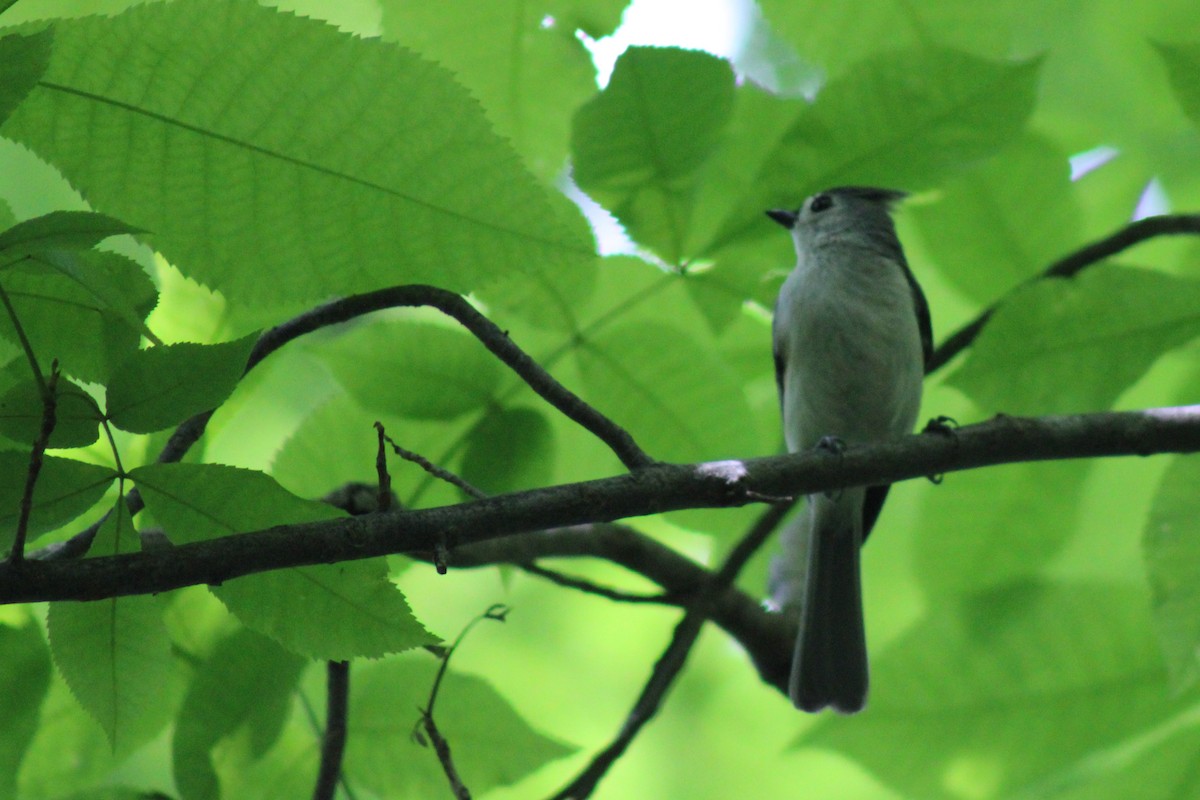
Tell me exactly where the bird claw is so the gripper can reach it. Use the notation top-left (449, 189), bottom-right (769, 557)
top-left (816, 435), bottom-right (846, 455)
top-left (922, 416), bottom-right (958, 484)
top-left (814, 435), bottom-right (846, 499)
top-left (923, 415), bottom-right (958, 436)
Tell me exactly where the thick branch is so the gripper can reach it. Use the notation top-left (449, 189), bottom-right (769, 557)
top-left (927, 214), bottom-right (1200, 372)
top-left (5, 407), bottom-right (1198, 608)
top-left (444, 525), bottom-right (791, 686)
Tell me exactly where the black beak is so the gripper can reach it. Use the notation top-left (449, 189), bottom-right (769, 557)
top-left (766, 208), bottom-right (798, 228)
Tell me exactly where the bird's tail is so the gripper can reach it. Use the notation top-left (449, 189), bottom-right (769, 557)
top-left (788, 491), bottom-right (867, 713)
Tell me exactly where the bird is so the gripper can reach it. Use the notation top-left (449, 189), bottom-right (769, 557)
top-left (766, 186), bottom-right (932, 713)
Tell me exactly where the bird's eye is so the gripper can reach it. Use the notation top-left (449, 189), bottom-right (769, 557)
top-left (810, 194), bottom-right (833, 213)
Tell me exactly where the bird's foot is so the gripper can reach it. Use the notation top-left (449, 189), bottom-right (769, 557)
top-left (921, 416), bottom-right (958, 484)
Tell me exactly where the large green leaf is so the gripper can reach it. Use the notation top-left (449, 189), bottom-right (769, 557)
top-left (758, 0), bottom-right (1026, 73)
top-left (0, 619), bottom-right (52, 800)
top-left (910, 134), bottom-right (1083, 303)
top-left (911, 461), bottom-right (1089, 598)
top-left (573, 47), bottom-right (736, 264)
top-left (46, 501), bottom-right (172, 757)
top-left (171, 627), bottom-right (306, 800)
top-left (949, 267), bottom-right (1200, 415)
top-left (0, 376), bottom-right (102, 449)
top-left (0, 451), bottom-right (114, 552)
top-left (346, 653), bottom-right (576, 797)
top-left (803, 582), bottom-right (1173, 800)
top-left (576, 318), bottom-right (759, 465)
top-left (711, 47), bottom-right (1043, 252)
top-left (106, 335), bottom-right (257, 434)
top-left (318, 320), bottom-right (502, 421)
top-left (0, 0), bottom-right (594, 304)
top-left (1144, 455), bottom-right (1200, 691)
top-left (1154, 41), bottom-right (1200, 130)
top-left (459, 406), bottom-right (555, 495)
top-left (131, 462), bottom-right (437, 659)
top-left (0, 249), bottom-right (155, 384)
top-left (379, 0), bottom-right (624, 180)
top-left (0, 30), bottom-right (52, 128)
top-left (0, 211), bottom-right (140, 260)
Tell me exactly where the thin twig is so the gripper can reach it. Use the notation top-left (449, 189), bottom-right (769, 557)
top-left (0, 280), bottom-right (47, 399)
top-left (312, 660), bottom-right (351, 800)
top-left (10, 362), bottom-right (60, 564)
top-left (520, 562), bottom-right (676, 605)
top-left (377, 423), bottom-right (486, 500)
top-left (417, 604), bottom-right (509, 800)
top-left (927, 213), bottom-right (1200, 373)
top-left (550, 501), bottom-right (795, 800)
top-left (374, 424), bottom-right (393, 513)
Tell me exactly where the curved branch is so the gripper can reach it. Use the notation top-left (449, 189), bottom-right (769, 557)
top-left (447, 524), bottom-right (792, 687)
top-left (927, 214), bottom-right (1200, 373)
top-left (160, 285), bottom-right (655, 471)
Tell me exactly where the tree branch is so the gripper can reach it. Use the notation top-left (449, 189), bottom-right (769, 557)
top-left (159, 284), bottom-right (654, 472)
top-left (311, 660), bottom-right (350, 800)
top-left (550, 502), bottom-right (793, 800)
top-left (5, 407), bottom-right (1196, 609)
top-left (927, 213), bottom-right (1200, 372)
top-left (441, 524), bottom-right (792, 688)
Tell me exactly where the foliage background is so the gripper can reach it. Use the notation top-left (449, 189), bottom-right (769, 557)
top-left (2, 0), bottom-right (1200, 798)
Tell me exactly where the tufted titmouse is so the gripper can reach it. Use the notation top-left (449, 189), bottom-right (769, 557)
top-left (766, 187), bottom-right (932, 713)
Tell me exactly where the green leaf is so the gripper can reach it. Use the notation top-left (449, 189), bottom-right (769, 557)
top-left (319, 321), bottom-right (502, 420)
top-left (106, 335), bottom-right (257, 434)
top-left (131, 462), bottom-right (437, 659)
top-left (572, 47), bottom-right (736, 264)
top-left (0, 211), bottom-right (142, 261)
top-left (0, 0), bottom-right (594, 304)
top-left (576, 319), bottom-right (759, 464)
top-left (346, 654), bottom-right (576, 797)
top-left (46, 502), bottom-right (172, 757)
top-left (214, 559), bottom-right (437, 660)
top-left (1155, 41), bottom-right (1200, 129)
top-left (0, 619), bottom-right (52, 800)
top-left (713, 47), bottom-right (1042, 251)
top-left (1145, 455), bottom-right (1200, 691)
top-left (460, 406), bottom-right (555, 495)
top-left (379, 0), bottom-right (624, 180)
top-left (0, 250), bottom-right (156, 384)
top-left (909, 134), bottom-right (1083, 302)
top-left (0, 377), bottom-right (102, 449)
top-left (0, 451), bottom-right (114, 553)
top-left (172, 628), bottom-right (306, 800)
top-left (949, 267), bottom-right (1200, 415)
top-left (758, 0), bottom-right (1026, 73)
top-left (0, 30), bottom-right (52, 128)
top-left (803, 582), bottom-right (1172, 800)
top-left (28, 248), bottom-right (159, 344)
top-left (912, 462), bottom-right (1089, 598)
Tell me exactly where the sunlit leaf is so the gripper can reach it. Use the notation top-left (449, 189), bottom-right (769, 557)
top-left (0, 0), bottom-right (594, 304)
top-left (346, 653), bottom-right (576, 797)
top-left (172, 628), bottom-right (306, 800)
top-left (131, 462), bottom-right (437, 659)
top-left (107, 335), bottom-right (257, 434)
top-left (1145, 455), bottom-right (1200, 691)
top-left (0, 451), bottom-right (114, 552)
top-left (949, 267), bottom-right (1200, 415)
top-left (46, 502), bottom-right (172, 757)
top-left (804, 582), bottom-right (1173, 800)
